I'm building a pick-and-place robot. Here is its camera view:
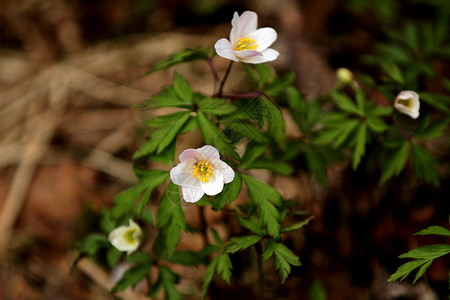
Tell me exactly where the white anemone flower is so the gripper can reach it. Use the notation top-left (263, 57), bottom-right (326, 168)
top-left (170, 145), bottom-right (235, 203)
top-left (108, 219), bottom-right (142, 255)
top-left (394, 90), bottom-right (420, 119)
top-left (214, 11), bottom-right (279, 64)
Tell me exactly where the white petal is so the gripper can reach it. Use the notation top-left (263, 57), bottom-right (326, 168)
top-left (196, 145), bottom-right (220, 161)
top-left (235, 49), bottom-right (262, 59)
top-left (179, 149), bottom-right (197, 162)
top-left (170, 161), bottom-right (199, 187)
top-left (215, 38), bottom-right (239, 61)
top-left (108, 223), bottom-right (141, 254)
top-left (217, 160), bottom-right (235, 183)
top-left (231, 11), bottom-right (258, 45)
top-left (394, 90), bottom-right (420, 119)
top-left (182, 186), bottom-right (204, 203)
top-left (240, 48), bottom-right (279, 64)
top-left (246, 27), bottom-right (277, 51)
top-left (201, 170), bottom-right (224, 196)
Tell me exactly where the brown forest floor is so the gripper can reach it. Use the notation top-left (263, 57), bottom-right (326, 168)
top-left (0, 0), bottom-right (449, 299)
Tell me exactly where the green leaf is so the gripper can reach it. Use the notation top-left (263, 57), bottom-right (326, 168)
top-left (211, 228), bottom-right (224, 247)
top-left (415, 226), bottom-right (450, 237)
top-left (240, 144), bottom-right (266, 167)
top-left (280, 216), bottom-right (314, 234)
top-left (303, 145), bottom-right (328, 185)
top-left (134, 169), bottom-right (170, 216)
top-left (126, 251), bottom-right (153, 264)
top-left (355, 88), bottom-right (365, 112)
top-left (379, 141), bottom-right (409, 185)
top-left (261, 96), bottom-right (286, 149)
top-left (242, 158), bottom-right (294, 175)
top-left (352, 123), bottom-right (367, 170)
top-left (265, 240), bottom-right (301, 283)
top-left (111, 184), bottom-right (147, 219)
top-left (106, 247), bottom-right (122, 268)
top-left (173, 72), bottom-right (193, 103)
top-left (331, 90), bottom-right (363, 116)
top-left (216, 254), bottom-right (233, 284)
top-left (166, 251), bottom-right (205, 266)
top-left (198, 97), bottom-right (235, 115)
top-left (145, 86), bottom-right (190, 109)
top-left (197, 111), bottom-right (239, 159)
top-left (381, 61), bottom-right (405, 84)
top-left (399, 244), bottom-right (450, 260)
top-left (411, 143), bottom-right (440, 187)
top-left (242, 174), bottom-right (282, 239)
top-left (243, 63), bottom-right (276, 89)
top-left (388, 259), bottom-right (426, 283)
top-left (157, 182), bottom-right (186, 257)
top-left (133, 112), bottom-right (191, 158)
top-left (420, 92), bottom-right (450, 112)
top-left (145, 140), bottom-right (176, 166)
top-left (145, 47), bottom-right (210, 74)
top-left (413, 260), bottom-right (433, 284)
top-left (212, 172), bottom-right (242, 211)
top-left (265, 71), bottom-right (295, 95)
top-left (160, 266), bottom-right (181, 300)
top-left (111, 263), bottom-right (152, 293)
top-left (224, 235), bottom-right (263, 254)
top-left (201, 256), bottom-right (218, 299)
top-left (146, 111), bottom-right (190, 127)
top-left (414, 117), bottom-right (450, 139)
top-left (370, 105), bottom-right (393, 117)
top-left (237, 215), bottom-right (265, 236)
top-left (367, 116), bottom-right (389, 133)
top-left (77, 234), bottom-right (109, 257)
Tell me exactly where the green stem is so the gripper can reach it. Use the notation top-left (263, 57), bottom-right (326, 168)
top-left (198, 205), bottom-right (208, 247)
top-left (215, 61), bottom-right (234, 98)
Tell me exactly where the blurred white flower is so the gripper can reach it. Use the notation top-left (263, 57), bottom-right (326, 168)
top-left (214, 11), bottom-right (279, 64)
top-left (170, 145), bottom-right (235, 203)
top-left (336, 67), bottom-right (354, 85)
top-left (108, 219), bottom-right (142, 255)
top-left (394, 90), bottom-right (420, 119)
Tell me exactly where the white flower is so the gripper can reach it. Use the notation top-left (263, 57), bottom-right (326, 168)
top-left (394, 90), bottom-right (420, 119)
top-left (170, 145), bottom-right (235, 203)
top-left (108, 219), bottom-right (142, 255)
top-left (214, 11), bottom-right (279, 64)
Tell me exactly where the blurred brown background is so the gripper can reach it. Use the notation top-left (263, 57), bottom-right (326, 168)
top-left (0, 0), bottom-right (448, 299)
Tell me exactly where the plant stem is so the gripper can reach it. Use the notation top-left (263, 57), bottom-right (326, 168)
top-left (215, 61), bottom-right (234, 98)
top-left (208, 58), bottom-right (220, 92)
top-left (393, 118), bottom-right (412, 142)
top-left (255, 242), bottom-right (264, 300)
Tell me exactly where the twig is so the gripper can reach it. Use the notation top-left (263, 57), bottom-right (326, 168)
top-left (215, 61), bottom-right (234, 98)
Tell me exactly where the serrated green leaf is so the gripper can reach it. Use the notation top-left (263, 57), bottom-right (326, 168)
top-left (388, 259), bottom-right (426, 283)
top-left (243, 63), bottom-right (276, 89)
top-left (160, 266), bottom-right (181, 300)
top-left (240, 144), bottom-right (266, 167)
top-left (352, 123), bottom-right (367, 170)
top-left (211, 228), bottom-right (224, 247)
top-left (413, 260), bottom-right (433, 284)
top-left (268, 240), bottom-right (301, 283)
top-left (166, 251), bottom-right (205, 266)
top-left (106, 247), bottom-right (122, 268)
top-left (111, 184), bottom-right (147, 219)
top-left (173, 72), bottom-right (193, 103)
top-left (242, 159), bottom-right (294, 175)
top-left (238, 215), bottom-right (265, 236)
top-left (262, 96), bottom-right (286, 149)
top-left (367, 116), bottom-right (389, 133)
top-left (145, 140), bottom-right (176, 166)
top-left (266, 71), bottom-right (295, 95)
top-left (399, 244), bottom-right (450, 259)
top-left (411, 143), bottom-right (441, 187)
top-left (145, 47), bottom-right (210, 74)
top-left (198, 97), bottom-right (235, 115)
top-left (379, 141), bottom-right (409, 185)
top-left (280, 216), bottom-right (314, 233)
top-left (197, 111), bottom-right (239, 159)
top-left (242, 174), bottom-right (281, 239)
top-left (216, 254), bottom-right (232, 284)
top-left (331, 90), bottom-right (363, 116)
top-left (212, 172), bottom-right (242, 211)
top-left (201, 256), bottom-right (218, 299)
top-left (147, 86), bottom-right (190, 108)
top-left (147, 111), bottom-right (190, 127)
top-left (415, 226), bottom-right (450, 237)
top-left (134, 169), bottom-right (170, 216)
top-left (157, 182), bottom-right (185, 229)
top-left (133, 112), bottom-right (191, 158)
top-left (224, 235), bottom-right (263, 254)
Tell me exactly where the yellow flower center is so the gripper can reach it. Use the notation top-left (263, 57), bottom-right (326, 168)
top-left (398, 98), bottom-right (413, 109)
top-left (193, 160), bottom-right (214, 182)
top-left (124, 229), bottom-right (137, 244)
top-left (234, 37), bottom-right (257, 51)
